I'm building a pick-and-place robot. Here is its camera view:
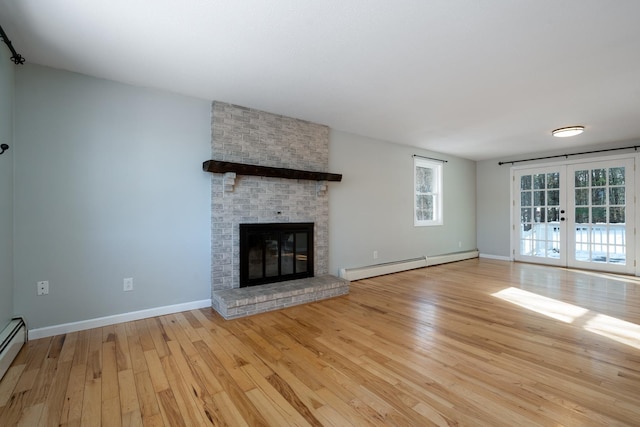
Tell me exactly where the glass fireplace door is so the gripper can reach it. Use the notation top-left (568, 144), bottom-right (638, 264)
top-left (240, 223), bottom-right (314, 287)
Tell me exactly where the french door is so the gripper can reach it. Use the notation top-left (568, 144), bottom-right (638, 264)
top-left (513, 157), bottom-right (635, 274)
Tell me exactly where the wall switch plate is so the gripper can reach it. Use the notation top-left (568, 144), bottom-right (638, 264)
top-left (123, 277), bottom-right (133, 292)
top-left (37, 281), bottom-right (49, 296)
top-left (373, 250), bottom-right (378, 259)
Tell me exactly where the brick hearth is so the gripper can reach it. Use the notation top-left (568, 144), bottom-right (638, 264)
top-left (212, 275), bottom-right (349, 319)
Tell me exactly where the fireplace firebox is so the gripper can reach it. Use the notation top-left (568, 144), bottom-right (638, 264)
top-left (239, 223), bottom-right (314, 288)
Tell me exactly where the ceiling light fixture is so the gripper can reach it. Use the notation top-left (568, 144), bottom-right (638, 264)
top-left (552, 126), bottom-right (584, 138)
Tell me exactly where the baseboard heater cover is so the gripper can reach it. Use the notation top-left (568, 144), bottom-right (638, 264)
top-left (426, 250), bottom-right (480, 266)
top-left (339, 250), bottom-right (479, 281)
top-left (0, 317), bottom-right (27, 380)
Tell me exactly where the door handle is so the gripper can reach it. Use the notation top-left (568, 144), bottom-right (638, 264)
top-left (560, 217), bottom-right (565, 221)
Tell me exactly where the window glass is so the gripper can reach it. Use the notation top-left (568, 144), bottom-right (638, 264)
top-left (414, 158), bottom-right (443, 226)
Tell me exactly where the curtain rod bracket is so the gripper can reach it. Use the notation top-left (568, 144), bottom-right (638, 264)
top-left (0, 25), bottom-right (25, 65)
top-left (10, 53), bottom-right (25, 65)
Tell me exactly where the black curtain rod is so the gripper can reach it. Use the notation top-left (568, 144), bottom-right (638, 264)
top-left (0, 24), bottom-right (25, 65)
top-left (498, 145), bottom-right (639, 166)
top-left (413, 154), bottom-right (448, 163)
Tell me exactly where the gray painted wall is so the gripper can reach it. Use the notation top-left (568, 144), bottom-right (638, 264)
top-left (476, 140), bottom-right (640, 258)
top-left (476, 159), bottom-right (511, 257)
top-left (13, 64), bottom-right (212, 329)
top-left (0, 45), bottom-right (14, 329)
top-left (328, 130), bottom-right (477, 274)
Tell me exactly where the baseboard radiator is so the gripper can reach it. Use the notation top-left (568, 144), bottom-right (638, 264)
top-left (0, 317), bottom-right (27, 380)
top-left (339, 250), bottom-right (479, 281)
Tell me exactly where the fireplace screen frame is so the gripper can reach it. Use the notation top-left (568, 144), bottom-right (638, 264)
top-left (239, 222), bottom-right (314, 288)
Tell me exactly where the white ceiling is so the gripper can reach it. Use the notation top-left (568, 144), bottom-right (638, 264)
top-left (1, 0), bottom-right (640, 161)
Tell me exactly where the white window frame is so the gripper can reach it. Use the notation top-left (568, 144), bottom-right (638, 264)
top-left (414, 157), bottom-right (443, 226)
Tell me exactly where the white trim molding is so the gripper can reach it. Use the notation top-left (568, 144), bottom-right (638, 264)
top-left (340, 250), bottom-right (479, 281)
top-left (28, 299), bottom-right (212, 340)
top-left (479, 253), bottom-right (513, 261)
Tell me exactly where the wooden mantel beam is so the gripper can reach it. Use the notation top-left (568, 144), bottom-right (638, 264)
top-left (202, 160), bottom-right (342, 182)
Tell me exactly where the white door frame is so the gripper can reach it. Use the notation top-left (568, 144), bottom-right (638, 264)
top-left (510, 153), bottom-right (638, 275)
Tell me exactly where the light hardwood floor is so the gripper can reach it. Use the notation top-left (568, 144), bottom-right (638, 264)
top-left (1, 259), bottom-right (639, 426)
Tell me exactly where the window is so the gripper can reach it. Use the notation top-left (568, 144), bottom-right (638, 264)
top-left (414, 157), bottom-right (443, 226)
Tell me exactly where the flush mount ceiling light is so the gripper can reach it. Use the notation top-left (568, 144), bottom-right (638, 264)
top-left (552, 126), bottom-right (585, 138)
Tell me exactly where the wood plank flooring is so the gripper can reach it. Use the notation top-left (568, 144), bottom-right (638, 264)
top-left (1, 259), bottom-right (639, 426)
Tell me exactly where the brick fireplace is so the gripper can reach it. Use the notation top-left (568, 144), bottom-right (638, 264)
top-left (207, 102), bottom-right (348, 318)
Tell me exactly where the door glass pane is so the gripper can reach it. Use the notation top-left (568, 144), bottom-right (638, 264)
top-left (575, 207), bottom-right (589, 223)
top-left (591, 207), bottom-right (606, 223)
top-left (575, 170), bottom-right (589, 187)
top-left (547, 172), bottom-right (560, 188)
top-left (548, 190), bottom-right (559, 206)
top-left (591, 169), bottom-right (607, 186)
top-left (609, 167), bottom-right (625, 185)
top-left (609, 187), bottom-right (625, 205)
top-left (521, 175), bottom-right (532, 190)
top-left (521, 192), bottom-right (531, 206)
top-left (609, 227), bottom-right (626, 265)
top-left (575, 226), bottom-right (589, 261)
top-left (534, 191), bottom-right (545, 206)
top-left (534, 240), bottom-right (547, 256)
top-left (609, 207), bottom-right (625, 223)
top-left (575, 189), bottom-right (588, 205)
top-left (520, 239), bottom-right (533, 256)
top-left (591, 188), bottom-right (606, 205)
top-left (534, 174), bottom-right (545, 189)
top-left (590, 226), bottom-right (607, 262)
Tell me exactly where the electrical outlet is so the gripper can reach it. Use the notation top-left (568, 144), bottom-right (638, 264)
top-left (37, 280), bottom-right (49, 296)
top-left (373, 250), bottom-right (378, 259)
top-left (123, 277), bottom-right (133, 292)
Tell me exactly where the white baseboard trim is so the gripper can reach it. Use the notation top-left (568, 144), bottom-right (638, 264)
top-left (340, 257), bottom-right (428, 281)
top-left (340, 250), bottom-right (480, 281)
top-left (427, 250), bottom-right (479, 266)
top-left (1, 318), bottom-right (27, 380)
top-left (28, 299), bottom-right (212, 340)
top-left (479, 253), bottom-right (513, 261)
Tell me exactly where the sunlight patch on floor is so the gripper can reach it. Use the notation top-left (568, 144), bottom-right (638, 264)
top-left (492, 287), bottom-right (588, 323)
top-left (493, 287), bottom-right (640, 350)
top-left (584, 314), bottom-right (640, 350)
